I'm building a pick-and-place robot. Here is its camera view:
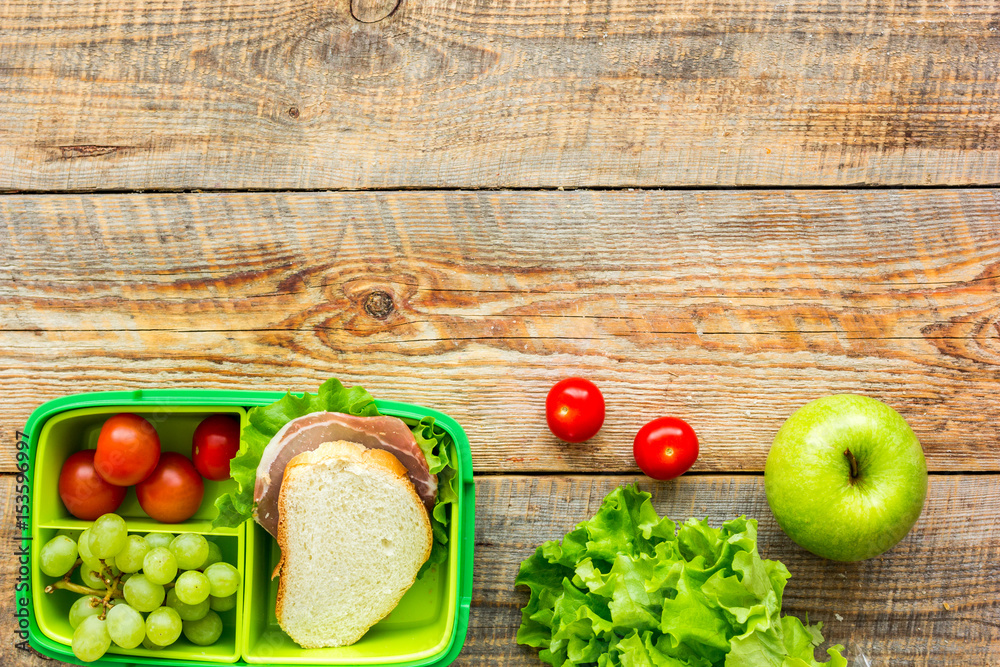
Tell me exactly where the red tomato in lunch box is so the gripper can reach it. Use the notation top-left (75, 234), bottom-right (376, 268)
top-left (546, 377), bottom-right (605, 443)
top-left (633, 417), bottom-right (699, 480)
top-left (136, 452), bottom-right (205, 523)
top-left (94, 413), bottom-right (161, 486)
top-left (58, 450), bottom-right (127, 520)
top-left (191, 415), bottom-right (241, 481)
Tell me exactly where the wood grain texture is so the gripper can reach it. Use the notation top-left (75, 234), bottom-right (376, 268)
top-left (459, 475), bottom-right (1000, 667)
top-left (3, 474), bottom-right (998, 666)
top-left (2, 190), bottom-right (1000, 475)
top-left (2, 0), bottom-right (1000, 190)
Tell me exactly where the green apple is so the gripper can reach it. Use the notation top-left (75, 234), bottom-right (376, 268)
top-left (764, 394), bottom-right (927, 561)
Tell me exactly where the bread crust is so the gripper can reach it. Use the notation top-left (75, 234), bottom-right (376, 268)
top-left (273, 440), bottom-right (433, 648)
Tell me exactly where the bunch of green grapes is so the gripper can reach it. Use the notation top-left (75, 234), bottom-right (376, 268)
top-left (39, 513), bottom-right (240, 662)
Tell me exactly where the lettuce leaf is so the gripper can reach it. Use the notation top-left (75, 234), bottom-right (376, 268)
top-left (212, 379), bottom-right (457, 577)
top-left (515, 484), bottom-right (847, 667)
top-left (411, 416), bottom-right (459, 575)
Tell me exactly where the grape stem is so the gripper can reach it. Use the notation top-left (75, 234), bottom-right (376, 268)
top-left (66, 558), bottom-right (83, 578)
top-left (42, 558), bottom-right (85, 595)
top-left (99, 561), bottom-right (120, 617)
top-left (43, 559), bottom-right (128, 616)
top-left (95, 559), bottom-right (129, 618)
top-left (44, 580), bottom-right (119, 597)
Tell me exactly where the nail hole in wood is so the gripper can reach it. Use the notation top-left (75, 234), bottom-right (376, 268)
top-left (288, 107), bottom-right (300, 119)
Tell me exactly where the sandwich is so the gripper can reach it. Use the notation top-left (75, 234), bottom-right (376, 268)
top-left (212, 379), bottom-right (457, 650)
top-left (273, 440), bottom-right (432, 648)
top-left (252, 412), bottom-right (438, 538)
top-left (253, 413), bottom-right (437, 648)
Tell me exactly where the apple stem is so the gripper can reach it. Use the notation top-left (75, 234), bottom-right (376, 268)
top-left (844, 448), bottom-right (859, 482)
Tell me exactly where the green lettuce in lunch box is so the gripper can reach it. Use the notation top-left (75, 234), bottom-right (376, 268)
top-left (516, 484), bottom-right (847, 667)
top-left (213, 378), bottom-right (458, 572)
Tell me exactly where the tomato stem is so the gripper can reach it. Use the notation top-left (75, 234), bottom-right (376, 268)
top-left (844, 448), bottom-right (860, 482)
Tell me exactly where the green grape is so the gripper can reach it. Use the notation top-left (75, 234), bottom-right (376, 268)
top-left (68, 596), bottom-right (103, 629)
top-left (80, 568), bottom-right (107, 591)
top-left (174, 570), bottom-right (211, 605)
top-left (144, 532), bottom-right (174, 550)
top-left (89, 514), bottom-right (128, 560)
top-left (40, 535), bottom-right (78, 577)
top-left (114, 534), bottom-right (149, 573)
top-left (202, 540), bottom-right (223, 568)
top-left (72, 615), bottom-right (110, 662)
top-left (182, 610), bottom-right (223, 646)
top-left (165, 588), bottom-right (210, 621)
top-left (203, 562), bottom-right (240, 598)
top-left (77, 528), bottom-right (102, 571)
top-left (123, 573), bottom-right (165, 612)
top-left (145, 606), bottom-right (182, 647)
top-left (142, 546), bottom-right (178, 585)
top-left (169, 533), bottom-right (209, 570)
top-left (208, 593), bottom-right (237, 612)
top-left (105, 603), bottom-right (145, 649)
top-left (141, 636), bottom-right (165, 650)
top-left (119, 572), bottom-right (134, 585)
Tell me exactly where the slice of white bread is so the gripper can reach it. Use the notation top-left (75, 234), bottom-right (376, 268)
top-left (273, 440), bottom-right (433, 649)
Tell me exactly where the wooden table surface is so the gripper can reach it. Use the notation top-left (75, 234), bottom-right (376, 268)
top-left (2, 0), bottom-right (999, 664)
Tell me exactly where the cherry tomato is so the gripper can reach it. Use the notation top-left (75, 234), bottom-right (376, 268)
top-left (94, 413), bottom-right (161, 486)
top-left (633, 417), bottom-right (699, 480)
top-left (136, 452), bottom-right (204, 523)
top-left (192, 415), bottom-right (241, 481)
top-left (546, 377), bottom-right (605, 443)
top-left (58, 450), bottom-right (127, 520)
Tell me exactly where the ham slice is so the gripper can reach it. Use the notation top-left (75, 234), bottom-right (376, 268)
top-left (253, 412), bottom-right (437, 538)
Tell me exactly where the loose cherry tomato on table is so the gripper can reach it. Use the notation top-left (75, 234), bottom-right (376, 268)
top-left (136, 452), bottom-right (205, 523)
top-left (94, 413), bottom-right (161, 486)
top-left (633, 417), bottom-right (699, 480)
top-left (546, 377), bottom-right (605, 443)
top-left (192, 415), bottom-right (241, 481)
top-left (58, 450), bottom-right (127, 520)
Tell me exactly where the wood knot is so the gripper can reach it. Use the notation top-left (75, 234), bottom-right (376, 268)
top-left (363, 290), bottom-right (394, 319)
top-left (351, 0), bottom-right (400, 22)
top-left (287, 107), bottom-right (300, 119)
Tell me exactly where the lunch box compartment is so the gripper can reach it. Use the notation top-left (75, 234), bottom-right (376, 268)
top-left (30, 403), bottom-right (249, 664)
top-left (240, 436), bottom-right (462, 664)
top-left (21, 390), bottom-right (474, 667)
top-left (32, 405), bottom-right (247, 531)
top-left (33, 526), bottom-right (245, 664)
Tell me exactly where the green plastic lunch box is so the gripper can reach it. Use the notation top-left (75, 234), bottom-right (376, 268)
top-left (17, 389), bottom-right (475, 667)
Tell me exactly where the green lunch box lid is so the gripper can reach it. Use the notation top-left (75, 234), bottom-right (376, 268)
top-left (18, 389), bottom-right (475, 667)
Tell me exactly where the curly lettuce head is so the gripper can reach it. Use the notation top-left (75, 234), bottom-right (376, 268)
top-left (515, 484), bottom-right (847, 667)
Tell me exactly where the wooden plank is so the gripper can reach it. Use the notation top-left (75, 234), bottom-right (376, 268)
top-left (2, 190), bottom-right (999, 474)
top-left (1, 0), bottom-right (999, 190)
top-left (4, 474), bottom-right (998, 666)
top-left (461, 475), bottom-right (1000, 667)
